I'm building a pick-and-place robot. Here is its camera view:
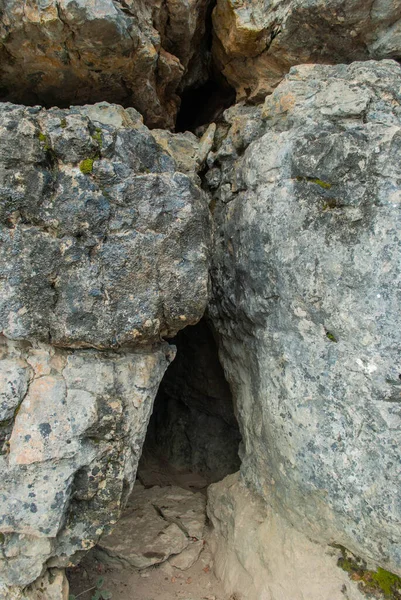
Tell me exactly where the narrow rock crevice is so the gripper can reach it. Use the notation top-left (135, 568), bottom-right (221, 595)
top-left (138, 317), bottom-right (242, 488)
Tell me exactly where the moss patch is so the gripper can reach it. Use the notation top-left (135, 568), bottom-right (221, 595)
top-left (60, 117), bottom-right (67, 129)
top-left (325, 330), bottom-right (338, 343)
top-left (92, 127), bottom-right (103, 148)
top-left (296, 175), bottom-right (332, 189)
top-left (335, 545), bottom-right (401, 599)
top-left (79, 158), bottom-right (95, 175)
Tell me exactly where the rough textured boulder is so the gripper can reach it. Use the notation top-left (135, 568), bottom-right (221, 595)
top-left (213, 0), bottom-right (401, 102)
top-left (0, 336), bottom-right (173, 592)
top-left (0, 101), bottom-right (210, 597)
top-left (207, 60), bottom-right (401, 577)
top-left (0, 102), bottom-right (210, 348)
top-left (0, 0), bottom-right (213, 129)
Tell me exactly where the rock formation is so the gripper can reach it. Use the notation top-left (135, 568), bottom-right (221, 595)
top-left (0, 0), bottom-right (214, 129)
top-left (207, 59), bottom-right (401, 594)
top-left (0, 1), bottom-right (401, 599)
top-left (212, 0), bottom-right (401, 102)
top-left (0, 102), bottom-right (210, 598)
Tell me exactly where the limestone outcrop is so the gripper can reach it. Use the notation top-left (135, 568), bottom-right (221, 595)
top-left (0, 102), bottom-right (210, 598)
top-left (207, 60), bottom-right (401, 579)
top-left (212, 0), bottom-right (401, 102)
top-left (0, 0), bottom-right (213, 129)
top-left (1, 1), bottom-right (401, 598)
top-left (0, 102), bottom-right (210, 347)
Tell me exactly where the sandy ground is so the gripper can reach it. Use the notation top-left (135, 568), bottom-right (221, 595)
top-left (67, 540), bottom-right (231, 600)
top-left (68, 456), bottom-right (232, 600)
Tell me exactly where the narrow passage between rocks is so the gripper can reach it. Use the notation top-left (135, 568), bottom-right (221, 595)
top-left (68, 319), bottom-right (241, 600)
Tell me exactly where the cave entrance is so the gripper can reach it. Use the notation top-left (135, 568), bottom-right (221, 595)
top-left (137, 317), bottom-right (242, 491)
top-left (68, 318), bottom-right (240, 597)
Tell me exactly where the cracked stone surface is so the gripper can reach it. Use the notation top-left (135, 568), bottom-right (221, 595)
top-left (97, 483), bottom-right (206, 569)
top-left (212, 0), bottom-right (401, 102)
top-left (207, 60), bottom-right (401, 576)
top-left (0, 102), bottom-right (210, 348)
top-left (0, 337), bottom-right (173, 593)
top-left (0, 0), bottom-right (214, 129)
top-left (0, 100), bottom-right (210, 597)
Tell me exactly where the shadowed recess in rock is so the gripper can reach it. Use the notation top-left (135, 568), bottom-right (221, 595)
top-left (176, 74), bottom-right (236, 133)
top-left (139, 318), bottom-right (242, 487)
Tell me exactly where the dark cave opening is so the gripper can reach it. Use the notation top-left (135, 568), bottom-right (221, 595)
top-left (175, 75), bottom-right (236, 134)
top-left (138, 318), bottom-right (242, 490)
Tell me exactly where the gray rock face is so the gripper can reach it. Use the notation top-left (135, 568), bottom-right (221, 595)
top-left (0, 100), bottom-right (210, 596)
top-left (0, 336), bottom-right (173, 589)
top-left (0, 0), bottom-right (213, 129)
top-left (207, 60), bottom-right (401, 574)
top-left (213, 0), bottom-right (401, 102)
top-left (0, 102), bottom-right (210, 348)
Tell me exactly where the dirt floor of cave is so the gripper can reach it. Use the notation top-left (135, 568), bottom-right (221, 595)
top-left (68, 540), bottom-right (230, 600)
top-left (68, 458), bottom-right (232, 600)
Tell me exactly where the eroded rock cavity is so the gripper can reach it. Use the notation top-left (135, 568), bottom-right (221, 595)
top-left (0, 0), bottom-right (215, 129)
top-left (1, 2), bottom-right (401, 600)
top-left (141, 318), bottom-right (242, 486)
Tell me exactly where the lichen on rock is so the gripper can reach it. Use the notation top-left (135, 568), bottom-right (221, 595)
top-left (207, 60), bottom-right (401, 581)
top-left (0, 100), bottom-right (210, 598)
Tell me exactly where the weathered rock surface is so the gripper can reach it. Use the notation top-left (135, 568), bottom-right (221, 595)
top-left (1, 570), bottom-right (69, 600)
top-left (207, 473), bottom-right (366, 600)
top-left (207, 60), bottom-right (401, 575)
top-left (213, 0), bottom-right (401, 102)
top-left (0, 0), bottom-right (214, 129)
top-left (97, 483), bottom-right (206, 569)
top-left (0, 336), bottom-right (173, 591)
top-left (0, 100), bottom-right (210, 596)
top-left (0, 102), bottom-right (210, 348)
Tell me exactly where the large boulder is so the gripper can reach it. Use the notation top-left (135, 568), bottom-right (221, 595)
top-left (0, 336), bottom-right (173, 591)
top-left (0, 101), bottom-right (210, 597)
top-left (0, 102), bottom-right (210, 348)
top-left (0, 0), bottom-right (213, 129)
top-left (207, 60), bottom-right (401, 578)
top-left (212, 0), bottom-right (401, 102)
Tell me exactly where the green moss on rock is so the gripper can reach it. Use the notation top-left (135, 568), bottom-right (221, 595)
top-left (79, 158), bottom-right (94, 175)
top-left (92, 127), bottom-right (103, 148)
top-left (336, 545), bottom-right (401, 599)
top-left (326, 330), bottom-right (338, 343)
top-left (296, 175), bottom-right (332, 189)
